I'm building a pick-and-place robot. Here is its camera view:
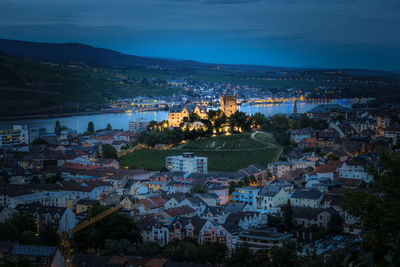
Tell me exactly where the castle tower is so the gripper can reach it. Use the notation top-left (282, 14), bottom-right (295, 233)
top-left (220, 93), bottom-right (238, 117)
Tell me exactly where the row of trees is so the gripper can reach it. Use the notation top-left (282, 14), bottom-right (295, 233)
top-left (268, 200), bottom-right (344, 236)
top-left (72, 204), bottom-right (142, 252)
top-left (140, 110), bottom-right (326, 149)
top-left (82, 121), bottom-right (112, 135)
top-left (0, 214), bottom-right (59, 246)
top-left (340, 154), bottom-right (400, 265)
top-left (228, 175), bottom-right (259, 195)
top-left (55, 120), bottom-right (113, 136)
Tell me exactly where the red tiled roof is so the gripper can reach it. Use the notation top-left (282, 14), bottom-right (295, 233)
top-left (107, 256), bottom-right (132, 265)
top-left (144, 258), bottom-right (168, 267)
top-left (141, 196), bottom-right (165, 210)
top-left (315, 164), bottom-right (337, 173)
top-left (163, 205), bottom-right (195, 217)
top-left (339, 178), bottom-right (364, 188)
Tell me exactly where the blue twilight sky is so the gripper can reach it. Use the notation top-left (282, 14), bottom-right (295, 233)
top-left (0, 0), bottom-right (399, 72)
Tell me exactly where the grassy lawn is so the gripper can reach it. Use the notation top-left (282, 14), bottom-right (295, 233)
top-left (176, 133), bottom-right (273, 150)
top-left (120, 132), bottom-right (281, 171)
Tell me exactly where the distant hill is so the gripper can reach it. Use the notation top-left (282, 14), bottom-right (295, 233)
top-left (0, 38), bottom-right (399, 117)
top-left (2, 38), bottom-right (398, 77)
top-left (0, 38), bottom-right (206, 70)
top-left (0, 51), bottom-right (180, 117)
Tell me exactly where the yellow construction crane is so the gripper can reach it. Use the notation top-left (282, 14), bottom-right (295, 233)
top-left (98, 183), bottom-right (124, 200)
top-left (61, 204), bottom-right (122, 265)
top-left (61, 182), bottom-right (142, 265)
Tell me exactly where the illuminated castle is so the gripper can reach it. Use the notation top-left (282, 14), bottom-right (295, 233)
top-left (220, 93), bottom-right (238, 117)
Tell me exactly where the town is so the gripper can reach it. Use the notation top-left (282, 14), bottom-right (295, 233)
top-left (0, 90), bottom-right (399, 266)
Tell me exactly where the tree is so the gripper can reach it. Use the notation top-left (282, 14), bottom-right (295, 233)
top-left (46, 175), bottom-right (61, 184)
top-left (164, 239), bottom-right (198, 263)
top-left (206, 109), bottom-right (219, 122)
top-left (341, 154), bottom-right (400, 266)
top-left (55, 120), bottom-right (61, 135)
top-left (249, 175), bottom-right (256, 185)
top-left (214, 114), bottom-right (228, 133)
top-left (32, 138), bottom-right (47, 145)
top-left (189, 112), bottom-right (201, 123)
top-left (252, 112), bottom-right (269, 128)
top-left (102, 144), bottom-right (117, 159)
top-left (87, 121), bottom-right (95, 134)
top-left (0, 214), bottom-right (58, 246)
top-left (0, 256), bottom-right (35, 267)
top-left (31, 175), bottom-right (41, 184)
top-left (190, 184), bottom-right (207, 194)
top-left (283, 200), bottom-right (294, 229)
top-left (130, 241), bottom-right (162, 258)
top-left (147, 120), bottom-right (159, 131)
top-left (326, 154), bottom-right (339, 161)
top-left (288, 118), bottom-right (301, 129)
top-left (198, 242), bottom-right (228, 265)
top-left (106, 123), bottom-right (112, 130)
top-left (269, 241), bottom-right (302, 266)
top-left (229, 111), bottom-right (251, 133)
top-left (242, 176), bottom-right (250, 186)
top-left (1, 175), bottom-right (9, 184)
top-left (229, 181), bottom-right (237, 195)
top-left (226, 244), bottom-right (255, 267)
top-left (72, 204), bottom-right (142, 252)
top-left (328, 213), bottom-right (344, 235)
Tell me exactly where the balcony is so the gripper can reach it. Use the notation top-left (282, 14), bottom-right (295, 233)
top-left (232, 197), bottom-right (253, 203)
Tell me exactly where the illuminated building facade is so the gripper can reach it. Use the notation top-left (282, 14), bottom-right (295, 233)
top-left (220, 93), bottom-right (238, 117)
top-left (0, 125), bottom-right (29, 147)
top-left (168, 105), bottom-right (207, 128)
top-left (166, 152), bottom-right (207, 173)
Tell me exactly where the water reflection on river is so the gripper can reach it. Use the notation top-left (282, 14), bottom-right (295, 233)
top-left (0, 99), bottom-right (353, 133)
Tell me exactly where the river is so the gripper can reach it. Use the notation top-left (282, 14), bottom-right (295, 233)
top-left (0, 99), bottom-right (354, 133)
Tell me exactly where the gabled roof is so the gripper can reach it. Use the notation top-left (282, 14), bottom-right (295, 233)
top-left (345, 158), bottom-right (366, 167)
top-left (315, 164), bottom-right (337, 174)
top-left (107, 256), bottom-right (132, 265)
top-left (72, 254), bottom-right (111, 267)
top-left (258, 185), bottom-right (282, 197)
top-left (292, 206), bottom-right (338, 220)
top-left (186, 195), bottom-right (207, 206)
top-left (163, 205), bottom-right (195, 217)
top-left (239, 164), bottom-right (266, 176)
top-left (223, 202), bottom-right (247, 213)
top-left (321, 192), bottom-right (344, 206)
top-left (167, 192), bottom-right (187, 202)
top-left (291, 189), bottom-right (323, 200)
top-left (165, 261), bottom-right (213, 267)
top-left (136, 217), bottom-right (157, 230)
top-left (171, 216), bottom-right (208, 234)
top-left (15, 202), bottom-right (67, 217)
top-left (203, 181), bottom-right (227, 191)
top-left (140, 196), bottom-right (165, 210)
top-left (222, 211), bottom-right (257, 233)
top-left (338, 178), bottom-right (365, 188)
top-left (0, 184), bottom-right (32, 197)
top-left (11, 244), bottom-right (56, 257)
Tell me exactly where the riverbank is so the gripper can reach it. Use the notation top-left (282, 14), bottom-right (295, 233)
top-left (0, 107), bottom-right (168, 121)
top-left (0, 99), bottom-right (354, 133)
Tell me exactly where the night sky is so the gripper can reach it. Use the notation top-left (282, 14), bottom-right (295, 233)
top-left (0, 0), bottom-right (399, 71)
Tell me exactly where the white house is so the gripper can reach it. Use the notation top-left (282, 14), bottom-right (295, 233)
top-left (290, 189), bottom-right (323, 208)
top-left (257, 184), bottom-right (291, 210)
top-left (339, 158), bottom-right (373, 183)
